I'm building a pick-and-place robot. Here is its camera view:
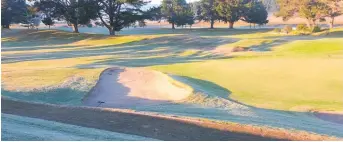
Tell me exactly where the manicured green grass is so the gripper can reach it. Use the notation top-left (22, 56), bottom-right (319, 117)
top-left (2, 28), bottom-right (343, 112)
top-left (150, 38), bottom-right (343, 112)
top-left (273, 38), bottom-right (343, 56)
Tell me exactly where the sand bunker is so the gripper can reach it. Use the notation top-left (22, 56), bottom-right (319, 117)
top-left (83, 67), bottom-right (193, 108)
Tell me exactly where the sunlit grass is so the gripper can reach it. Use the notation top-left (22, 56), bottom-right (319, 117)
top-left (2, 68), bottom-right (103, 91)
top-left (228, 31), bottom-right (287, 39)
top-left (150, 38), bottom-right (343, 112)
top-left (179, 49), bottom-right (200, 57)
top-left (2, 28), bottom-right (343, 112)
top-left (2, 55), bottom-right (111, 91)
top-left (150, 57), bottom-right (343, 112)
top-left (1, 37), bottom-right (17, 42)
top-left (273, 38), bottom-right (343, 56)
top-left (217, 38), bottom-right (276, 49)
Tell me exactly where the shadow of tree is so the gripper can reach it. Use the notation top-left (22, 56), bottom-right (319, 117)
top-left (136, 75), bottom-right (343, 138)
top-left (2, 35), bottom-right (235, 66)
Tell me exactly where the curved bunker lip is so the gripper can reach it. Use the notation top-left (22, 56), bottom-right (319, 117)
top-left (83, 67), bottom-right (193, 108)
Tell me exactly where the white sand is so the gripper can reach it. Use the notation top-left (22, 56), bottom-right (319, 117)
top-left (83, 67), bottom-right (192, 108)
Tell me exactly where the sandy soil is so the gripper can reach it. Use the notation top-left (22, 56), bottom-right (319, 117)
top-left (83, 67), bottom-right (192, 108)
top-left (3, 98), bottom-right (339, 141)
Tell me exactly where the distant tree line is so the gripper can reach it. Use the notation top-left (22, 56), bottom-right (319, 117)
top-left (156, 0), bottom-right (269, 29)
top-left (1, 0), bottom-right (342, 35)
top-left (275, 0), bottom-right (343, 29)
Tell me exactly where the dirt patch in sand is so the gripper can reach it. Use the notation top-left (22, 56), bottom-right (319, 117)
top-left (83, 67), bottom-right (193, 108)
top-left (2, 98), bottom-right (340, 141)
top-left (314, 112), bottom-right (343, 125)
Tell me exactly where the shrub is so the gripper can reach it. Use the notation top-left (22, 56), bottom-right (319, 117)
top-left (87, 23), bottom-right (93, 28)
top-left (273, 28), bottom-right (281, 33)
top-left (283, 25), bottom-right (293, 34)
top-left (311, 25), bottom-right (321, 33)
top-left (296, 24), bottom-right (308, 31)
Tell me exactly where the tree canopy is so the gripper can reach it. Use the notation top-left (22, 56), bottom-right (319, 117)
top-left (36, 0), bottom-right (98, 33)
top-left (1, 0), bottom-right (27, 28)
top-left (242, 0), bottom-right (269, 28)
top-left (275, 0), bottom-right (342, 28)
top-left (95, 0), bottom-right (148, 35)
top-left (198, 0), bottom-right (219, 28)
top-left (215, 0), bottom-right (249, 29)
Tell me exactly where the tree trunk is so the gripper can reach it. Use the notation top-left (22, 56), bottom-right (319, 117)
top-left (329, 17), bottom-right (335, 29)
top-left (172, 22), bottom-right (175, 29)
top-left (250, 23), bottom-right (251, 29)
top-left (72, 24), bottom-right (79, 33)
top-left (210, 20), bottom-right (214, 29)
top-left (253, 23), bottom-right (256, 29)
top-left (107, 26), bottom-right (116, 35)
top-left (49, 25), bottom-right (50, 29)
top-left (312, 19), bottom-right (316, 27)
top-left (306, 19), bottom-right (312, 29)
top-left (229, 22), bottom-right (234, 29)
top-left (108, 27), bottom-right (115, 35)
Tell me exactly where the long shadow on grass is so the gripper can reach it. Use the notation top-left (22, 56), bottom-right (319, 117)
top-left (1, 30), bottom-right (97, 47)
top-left (2, 35), bottom-right (235, 65)
top-left (138, 75), bottom-right (343, 138)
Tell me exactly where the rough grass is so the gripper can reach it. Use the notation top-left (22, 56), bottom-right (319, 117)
top-left (2, 28), bottom-right (343, 112)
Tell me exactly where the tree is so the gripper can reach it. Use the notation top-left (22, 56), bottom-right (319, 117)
top-left (24, 5), bottom-right (39, 29)
top-left (37, 0), bottom-right (98, 33)
top-left (242, 1), bottom-right (269, 28)
top-left (96, 0), bottom-right (148, 35)
top-left (275, 0), bottom-right (328, 28)
top-left (1, 0), bottom-right (27, 28)
top-left (215, 0), bottom-right (248, 29)
top-left (161, 0), bottom-right (188, 29)
top-left (260, 0), bottom-right (278, 12)
top-left (321, 0), bottom-right (343, 28)
top-left (30, 17), bottom-right (41, 29)
top-left (174, 4), bottom-right (195, 28)
top-left (146, 6), bottom-right (163, 23)
top-left (198, 0), bottom-right (219, 29)
top-left (42, 17), bottom-right (54, 28)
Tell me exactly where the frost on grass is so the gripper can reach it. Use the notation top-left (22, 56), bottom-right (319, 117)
top-left (1, 114), bottom-right (159, 141)
top-left (2, 75), bottom-right (97, 105)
